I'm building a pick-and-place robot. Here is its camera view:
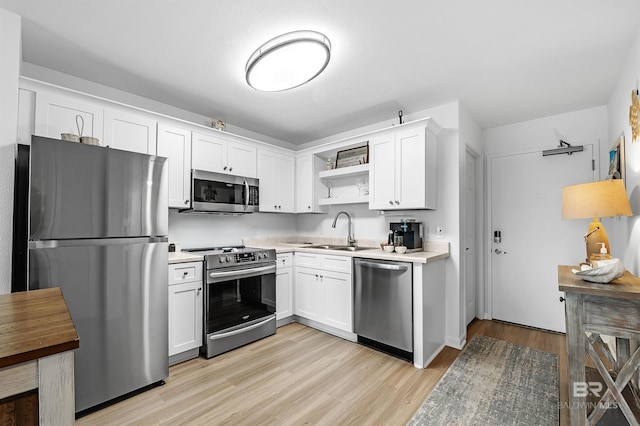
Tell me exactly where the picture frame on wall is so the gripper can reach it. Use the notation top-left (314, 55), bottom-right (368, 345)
top-left (335, 143), bottom-right (369, 168)
top-left (608, 134), bottom-right (626, 185)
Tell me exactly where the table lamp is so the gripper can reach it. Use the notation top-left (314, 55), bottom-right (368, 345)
top-left (562, 179), bottom-right (632, 262)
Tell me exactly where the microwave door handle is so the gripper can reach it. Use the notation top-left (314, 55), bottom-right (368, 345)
top-left (243, 178), bottom-right (249, 211)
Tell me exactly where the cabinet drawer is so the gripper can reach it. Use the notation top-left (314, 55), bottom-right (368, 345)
top-left (277, 253), bottom-right (293, 269)
top-left (322, 255), bottom-right (352, 274)
top-left (169, 262), bottom-right (203, 285)
top-left (294, 252), bottom-right (322, 269)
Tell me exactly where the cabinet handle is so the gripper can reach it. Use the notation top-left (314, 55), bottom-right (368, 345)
top-left (559, 296), bottom-right (565, 303)
top-left (274, 205), bottom-right (277, 209)
top-left (183, 271), bottom-right (188, 276)
top-left (184, 200), bottom-right (189, 205)
top-left (320, 275), bottom-right (323, 280)
top-left (308, 206), bottom-right (311, 209)
top-left (223, 166), bottom-right (228, 171)
top-left (197, 288), bottom-right (202, 294)
top-left (229, 167), bottom-right (233, 172)
top-left (395, 200), bottom-right (400, 205)
top-left (278, 205), bottom-right (281, 209)
top-left (315, 274), bottom-right (319, 279)
top-left (389, 201), bottom-right (394, 205)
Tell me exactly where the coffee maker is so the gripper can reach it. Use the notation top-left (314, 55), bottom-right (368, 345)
top-left (389, 220), bottom-right (423, 252)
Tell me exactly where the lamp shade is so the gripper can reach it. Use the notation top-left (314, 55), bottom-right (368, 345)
top-left (562, 180), bottom-right (632, 220)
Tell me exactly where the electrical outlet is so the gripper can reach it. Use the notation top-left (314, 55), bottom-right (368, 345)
top-left (436, 226), bottom-right (444, 239)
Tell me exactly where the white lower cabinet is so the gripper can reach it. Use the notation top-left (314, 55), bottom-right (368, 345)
top-left (168, 262), bottom-right (203, 364)
top-left (276, 253), bottom-right (293, 321)
top-left (293, 253), bottom-right (353, 333)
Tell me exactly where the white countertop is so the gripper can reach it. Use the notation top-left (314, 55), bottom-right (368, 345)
top-left (168, 251), bottom-right (204, 264)
top-left (246, 240), bottom-right (449, 264)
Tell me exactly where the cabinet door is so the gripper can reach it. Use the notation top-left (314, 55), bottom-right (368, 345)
top-left (294, 268), bottom-right (322, 320)
top-left (157, 123), bottom-right (191, 208)
top-left (396, 127), bottom-right (426, 209)
top-left (168, 280), bottom-right (203, 356)
top-left (295, 156), bottom-right (313, 212)
top-left (34, 91), bottom-right (103, 141)
top-left (369, 134), bottom-right (396, 209)
top-left (257, 150), bottom-right (278, 212)
top-left (321, 271), bottom-right (353, 332)
top-left (276, 267), bottom-right (293, 320)
top-left (192, 132), bottom-right (227, 173)
top-left (277, 154), bottom-right (295, 212)
top-left (104, 108), bottom-right (157, 155)
top-left (227, 140), bottom-right (257, 178)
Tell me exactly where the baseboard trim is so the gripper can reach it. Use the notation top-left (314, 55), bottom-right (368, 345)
top-left (445, 332), bottom-right (466, 350)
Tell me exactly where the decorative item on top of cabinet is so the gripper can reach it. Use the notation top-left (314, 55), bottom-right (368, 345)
top-left (369, 123), bottom-right (437, 210)
top-left (168, 261), bottom-right (203, 365)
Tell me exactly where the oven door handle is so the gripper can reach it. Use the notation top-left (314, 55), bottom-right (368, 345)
top-left (209, 316), bottom-right (274, 340)
top-left (208, 264), bottom-right (276, 281)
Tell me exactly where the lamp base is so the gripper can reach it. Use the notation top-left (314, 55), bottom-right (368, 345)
top-left (585, 218), bottom-right (610, 262)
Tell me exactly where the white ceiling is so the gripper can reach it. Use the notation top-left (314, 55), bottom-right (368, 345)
top-left (2, 0), bottom-right (640, 145)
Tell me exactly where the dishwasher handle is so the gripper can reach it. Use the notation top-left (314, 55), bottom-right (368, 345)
top-left (354, 259), bottom-right (409, 272)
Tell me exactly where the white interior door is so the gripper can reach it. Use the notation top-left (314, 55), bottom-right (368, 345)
top-left (465, 150), bottom-right (477, 325)
top-left (490, 144), bottom-right (596, 332)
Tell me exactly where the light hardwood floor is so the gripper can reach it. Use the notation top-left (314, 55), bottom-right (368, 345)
top-left (76, 320), bottom-right (568, 425)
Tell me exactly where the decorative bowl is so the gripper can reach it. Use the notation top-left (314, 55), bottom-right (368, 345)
top-left (382, 245), bottom-right (394, 253)
top-left (572, 259), bottom-right (625, 283)
top-left (395, 246), bottom-right (407, 254)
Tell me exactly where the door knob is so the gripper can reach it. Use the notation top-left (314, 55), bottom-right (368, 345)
top-left (494, 249), bottom-right (508, 254)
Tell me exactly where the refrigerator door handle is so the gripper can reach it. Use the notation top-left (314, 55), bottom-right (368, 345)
top-left (29, 236), bottom-right (168, 249)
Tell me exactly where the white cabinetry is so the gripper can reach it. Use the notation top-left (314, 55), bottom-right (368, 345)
top-left (168, 261), bottom-right (203, 364)
top-left (258, 149), bottom-right (295, 213)
top-left (192, 131), bottom-right (257, 178)
top-left (293, 253), bottom-right (353, 332)
top-left (295, 155), bottom-right (326, 213)
top-left (276, 253), bottom-right (293, 322)
top-left (103, 108), bottom-right (157, 155)
top-left (34, 91), bottom-right (103, 141)
top-left (369, 125), bottom-right (437, 210)
top-left (157, 123), bottom-right (192, 208)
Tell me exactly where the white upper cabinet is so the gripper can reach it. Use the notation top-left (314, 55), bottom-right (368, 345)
top-left (34, 91), bottom-right (103, 142)
top-left (192, 131), bottom-right (257, 178)
top-left (157, 123), bottom-right (192, 208)
top-left (103, 108), bottom-right (157, 155)
top-left (369, 124), bottom-right (437, 210)
top-left (295, 155), bottom-right (326, 213)
top-left (257, 149), bottom-right (295, 213)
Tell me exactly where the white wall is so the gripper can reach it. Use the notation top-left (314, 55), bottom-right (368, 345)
top-left (168, 210), bottom-right (298, 249)
top-left (607, 26), bottom-right (640, 275)
top-left (0, 8), bottom-right (21, 294)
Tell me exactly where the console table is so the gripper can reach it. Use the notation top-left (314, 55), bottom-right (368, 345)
top-left (0, 288), bottom-right (79, 425)
top-left (559, 265), bottom-right (640, 425)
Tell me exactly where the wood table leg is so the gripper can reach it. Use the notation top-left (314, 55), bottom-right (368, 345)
top-left (566, 293), bottom-right (587, 426)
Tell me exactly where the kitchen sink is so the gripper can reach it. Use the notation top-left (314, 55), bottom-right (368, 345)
top-left (305, 245), bottom-right (370, 252)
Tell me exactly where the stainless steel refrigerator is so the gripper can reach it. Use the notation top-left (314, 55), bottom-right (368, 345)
top-left (13, 136), bottom-right (169, 414)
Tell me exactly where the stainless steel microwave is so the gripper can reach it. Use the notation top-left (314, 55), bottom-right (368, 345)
top-left (181, 169), bottom-right (259, 213)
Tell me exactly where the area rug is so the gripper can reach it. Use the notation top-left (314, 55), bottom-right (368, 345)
top-left (407, 334), bottom-right (558, 426)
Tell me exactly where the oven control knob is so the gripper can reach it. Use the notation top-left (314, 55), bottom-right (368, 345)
top-left (219, 257), bottom-right (226, 263)
top-left (226, 255), bottom-right (233, 262)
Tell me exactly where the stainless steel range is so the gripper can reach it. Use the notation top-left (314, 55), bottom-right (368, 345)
top-left (185, 246), bottom-right (276, 358)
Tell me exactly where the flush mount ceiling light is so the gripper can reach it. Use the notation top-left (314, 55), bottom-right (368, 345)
top-left (246, 30), bottom-right (331, 92)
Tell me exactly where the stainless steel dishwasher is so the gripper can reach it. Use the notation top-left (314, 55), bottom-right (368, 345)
top-left (354, 258), bottom-right (413, 361)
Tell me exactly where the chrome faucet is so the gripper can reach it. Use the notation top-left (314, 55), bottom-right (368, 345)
top-left (332, 211), bottom-right (356, 247)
